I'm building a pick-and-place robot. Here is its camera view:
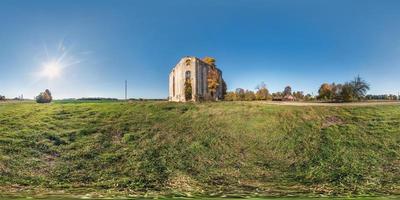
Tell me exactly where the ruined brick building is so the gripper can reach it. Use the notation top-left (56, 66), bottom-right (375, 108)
top-left (169, 56), bottom-right (225, 102)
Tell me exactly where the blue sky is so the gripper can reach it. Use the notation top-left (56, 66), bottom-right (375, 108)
top-left (1, 0), bottom-right (400, 99)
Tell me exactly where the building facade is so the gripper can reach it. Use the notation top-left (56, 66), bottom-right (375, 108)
top-left (169, 56), bottom-right (224, 102)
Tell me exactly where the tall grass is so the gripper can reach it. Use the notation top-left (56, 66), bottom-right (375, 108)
top-left (0, 101), bottom-right (399, 196)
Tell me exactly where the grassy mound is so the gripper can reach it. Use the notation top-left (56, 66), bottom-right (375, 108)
top-left (0, 101), bottom-right (399, 196)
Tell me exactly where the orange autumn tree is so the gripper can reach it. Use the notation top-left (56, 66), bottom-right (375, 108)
top-left (202, 57), bottom-right (220, 98)
top-left (318, 83), bottom-right (333, 100)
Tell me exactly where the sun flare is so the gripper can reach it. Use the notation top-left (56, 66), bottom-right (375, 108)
top-left (41, 61), bottom-right (62, 79)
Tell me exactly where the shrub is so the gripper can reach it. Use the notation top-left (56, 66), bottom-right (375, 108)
top-left (36, 89), bottom-right (53, 103)
top-left (224, 92), bottom-right (237, 101)
top-left (235, 88), bottom-right (245, 100)
top-left (244, 90), bottom-right (256, 101)
top-left (340, 83), bottom-right (355, 102)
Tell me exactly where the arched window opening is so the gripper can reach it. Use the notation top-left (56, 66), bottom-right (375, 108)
top-left (185, 71), bottom-right (191, 79)
top-left (184, 71), bottom-right (192, 101)
top-left (185, 59), bottom-right (191, 66)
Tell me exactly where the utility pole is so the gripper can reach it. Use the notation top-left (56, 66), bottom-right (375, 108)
top-left (125, 80), bottom-right (127, 100)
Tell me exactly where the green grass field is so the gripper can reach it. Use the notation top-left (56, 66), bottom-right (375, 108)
top-left (0, 101), bottom-right (399, 197)
top-left (1, 196), bottom-right (400, 200)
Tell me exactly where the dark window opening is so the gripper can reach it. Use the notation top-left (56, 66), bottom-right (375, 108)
top-left (185, 71), bottom-right (191, 79)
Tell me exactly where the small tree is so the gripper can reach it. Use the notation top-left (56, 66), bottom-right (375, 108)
top-left (293, 91), bottom-right (304, 100)
top-left (244, 90), bottom-right (256, 101)
top-left (255, 82), bottom-right (269, 100)
top-left (256, 88), bottom-right (269, 100)
top-left (318, 83), bottom-right (333, 100)
top-left (340, 83), bottom-right (354, 102)
top-left (304, 94), bottom-right (314, 101)
top-left (331, 83), bottom-right (343, 101)
top-left (224, 92), bottom-right (237, 101)
top-left (36, 89), bottom-right (53, 103)
top-left (235, 88), bottom-right (245, 101)
top-left (350, 75), bottom-right (370, 100)
top-left (272, 92), bottom-right (283, 99)
top-left (283, 86), bottom-right (292, 96)
top-left (0, 95), bottom-right (5, 101)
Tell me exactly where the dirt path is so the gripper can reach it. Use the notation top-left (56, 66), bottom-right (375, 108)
top-left (257, 101), bottom-right (400, 107)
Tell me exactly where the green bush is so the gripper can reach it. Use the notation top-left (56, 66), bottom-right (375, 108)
top-left (36, 89), bottom-right (52, 103)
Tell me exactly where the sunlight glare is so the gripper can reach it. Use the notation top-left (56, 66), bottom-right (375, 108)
top-left (41, 61), bottom-right (62, 79)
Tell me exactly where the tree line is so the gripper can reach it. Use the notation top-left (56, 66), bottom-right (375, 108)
top-left (224, 76), bottom-right (398, 102)
top-left (317, 75), bottom-right (370, 102)
top-left (198, 58), bottom-right (396, 103)
top-left (224, 82), bottom-right (314, 101)
top-left (366, 94), bottom-right (398, 101)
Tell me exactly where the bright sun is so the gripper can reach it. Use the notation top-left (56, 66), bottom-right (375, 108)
top-left (41, 61), bottom-right (62, 79)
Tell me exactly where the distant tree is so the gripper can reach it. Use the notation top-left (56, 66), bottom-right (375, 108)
top-left (318, 83), bottom-right (333, 100)
top-left (224, 92), bottom-right (237, 101)
top-left (256, 88), bottom-right (269, 100)
top-left (331, 83), bottom-right (343, 101)
top-left (244, 90), bottom-right (256, 101)
top-left (272, 92), bottom-right (283, 98)
top-left (36, 89), bottom-right (53, 103)
top-left (366, 94), bottom-right (398, 101)
top-left (255, 82), bottom-right (269, 100)
top-left (283, 86), bottom-right (292, 96)
top-left (293, 91), bottom-right (304, 100)
top-left (340, 83), bottom-right (354, 102)
top-left (270, 92), bottom-right (283, 101)
top-left (0, 95), bottom-right (5, 101)
top-left (350, 75), bottom-right (370, 100)
top-left (235, 88), bottom-right (245, 100)
top-left (304, 94), bottom-right (314, 101)
top-left (386, 94), bottom-right (398, 100)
